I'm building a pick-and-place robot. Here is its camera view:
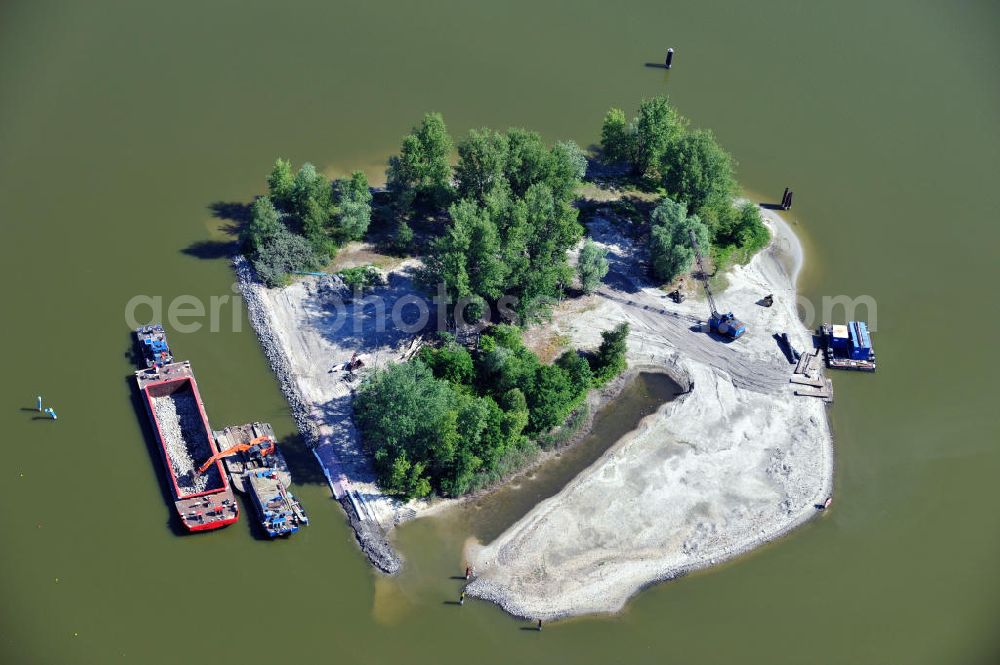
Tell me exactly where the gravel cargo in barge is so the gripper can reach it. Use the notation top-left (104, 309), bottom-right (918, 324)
top-left (210, 422), bottom-right (309, 538)
top-left (135, 361), bottom-right (239, 531)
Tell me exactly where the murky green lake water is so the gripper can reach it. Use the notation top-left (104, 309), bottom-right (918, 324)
top-left (1, 1), bottom-right (997, 663)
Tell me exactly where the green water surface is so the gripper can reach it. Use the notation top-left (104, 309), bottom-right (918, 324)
top-left (1, 1), bottom-right (997, 663)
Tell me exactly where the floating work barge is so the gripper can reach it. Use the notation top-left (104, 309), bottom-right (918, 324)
top-left (819, 322), bottom-right (876, 372)
top-left (135, 348), bottom-right (239, 531)
top-left (135, 324), bottom-right (174, 368)
top-left (211, 422), bottom-right (308, 538)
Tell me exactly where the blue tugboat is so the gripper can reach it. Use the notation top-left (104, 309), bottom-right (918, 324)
top-left (135, 324), bottom-right (174, 368)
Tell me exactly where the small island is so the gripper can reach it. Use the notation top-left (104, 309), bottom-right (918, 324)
top-left (233, 97), bottom-right (833, 616)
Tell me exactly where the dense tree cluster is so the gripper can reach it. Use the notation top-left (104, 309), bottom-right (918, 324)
top-left (384, 116), bottom-right (588, 318)
top-left (421, 127), bottom-right (587, 320)
top-left (354, 324), bottom-right (627, 498)
top-left (601, 97), bottom-right (769, 278)
top-left (242, 159), bottom-right (372, 287)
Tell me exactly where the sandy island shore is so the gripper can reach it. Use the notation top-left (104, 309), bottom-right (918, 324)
top-left (238, 202), bottom-right (833, 602)
top-left (463, 208), bottom-right (834, 619)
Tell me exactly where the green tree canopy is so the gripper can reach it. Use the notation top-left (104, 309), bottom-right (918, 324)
top-left (600, 108), bottom-right (630, 165)
top-left (600, 97), bottom-right (684, 177)
top-left (661, 129), bottom-right (736, 231)
top-left (354, 324), bottom-right (627, 498)
top-left (577, 239), bottom-right (609, 294)
top-left (634, 96), bottom-right (684, 176)
top-left (649, 197), bottom-right (711, 283)
top-left (386, 112), bottom-right (455, 215)
top-left (334, 170), bottom-right (372, 242)
top-left (242, 196), bottom-right (283, 252)
top-left (590, 322), bottom-right (630, 384)
top-left (267, 158), bottom-right (295, 210)
top-left (456, 128), bottom-right (511, 204)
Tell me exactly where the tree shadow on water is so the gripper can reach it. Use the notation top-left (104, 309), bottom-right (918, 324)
top-left (181, 201), bottom-right (253, 260)
top-left (210, 201), bottom-right (253, 225)
top-left (181, 239), bottom-right (238, 260)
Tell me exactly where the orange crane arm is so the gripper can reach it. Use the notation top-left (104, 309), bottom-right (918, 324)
top-left (197, 436), bottom-right (275, 475)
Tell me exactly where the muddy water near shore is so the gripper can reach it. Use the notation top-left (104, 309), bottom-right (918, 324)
top-left (426, 372), bottom-right (680, 544)
top-left (378, 372), bottom-right (681, 618)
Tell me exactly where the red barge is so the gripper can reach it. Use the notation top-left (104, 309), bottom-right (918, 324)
top-left (135, 359), bottom-right (239, 531)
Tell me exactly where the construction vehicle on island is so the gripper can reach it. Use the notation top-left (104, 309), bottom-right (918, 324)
top-left (689, 229), bottom-right (747, 339)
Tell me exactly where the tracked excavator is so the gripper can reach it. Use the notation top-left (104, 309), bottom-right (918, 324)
top-left (689, 229), bottom-right (747, 339)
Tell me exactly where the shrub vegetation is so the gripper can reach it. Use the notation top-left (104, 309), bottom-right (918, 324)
top-left (354, 325), bottom-right (627, 498)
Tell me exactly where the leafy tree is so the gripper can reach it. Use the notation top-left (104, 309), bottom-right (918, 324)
top-left (648, 197), bottom-right (711, 283)
top-left (577, 239), bottom-right (609, 293)
top-left (716, 201), bottom-right (769, 259)
top-left (548, 141), bottom-right (588, 203)
top-left (661, 129), bottom-right (736, 230)
top-left (526, 362), bottom-right (577, 433)
top-left (555, 350), bottom-right (594, 395)
top-left (267, 158), bottom-right (295, 210)
top-left (251, 224), bottom-right (321, 288)
top-left (393, 221), bottom-right (414, 254)
top-left (591, 322), bottom-right (630, 384)
top-left (302, 196), bottom-right (335, 257)
top-left (354, 360), bottom-right (455, 497)
top-left (290, 163), bottom-right (332, 217)
top-left (600, 97), bottom-right (683, 176)
top-left (386, 112), bottom-right (455, 215)
top-left (633, 96), bottom-right (683, 176)
top-left (242, 196), bottom-right (283, 252)
top-left (455, 128), bottom-right (510, 204)
top-left (418, 335), bottom-right (475, 385)
top-left (505, 128), bottom-right (551, 198)
top-left (600, 108), bottom-right (631, 165)
top-left (334, 171), bottom-right (372, 241)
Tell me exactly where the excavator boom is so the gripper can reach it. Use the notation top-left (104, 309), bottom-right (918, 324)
top-left (198, 436), bottom-right (275, 475)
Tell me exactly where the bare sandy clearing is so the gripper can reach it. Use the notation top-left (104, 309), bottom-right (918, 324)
top-left (464, 208), bottom-right (834, 619)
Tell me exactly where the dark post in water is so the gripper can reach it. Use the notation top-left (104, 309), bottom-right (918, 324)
top-left (665, 48), bottom-right (674, 69)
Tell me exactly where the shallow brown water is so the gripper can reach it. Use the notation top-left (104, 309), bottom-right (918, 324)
top-left (1, 1), bottom-right (997, 663)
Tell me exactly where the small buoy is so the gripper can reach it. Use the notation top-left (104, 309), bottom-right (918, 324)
top-left (665, 48), bottom-right (674, 69)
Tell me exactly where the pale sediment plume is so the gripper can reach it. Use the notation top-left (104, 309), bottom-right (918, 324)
top-left (152, 392), bottom-right (218, 496)
top-left (465, 208), bottom-right (834, 619)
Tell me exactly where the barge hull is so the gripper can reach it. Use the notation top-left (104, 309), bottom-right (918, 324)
top-left (136, 361), bottom-right (239, 531)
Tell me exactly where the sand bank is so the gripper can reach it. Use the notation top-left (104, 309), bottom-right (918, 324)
top-left (464, 208), bottom-right (834, 619)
